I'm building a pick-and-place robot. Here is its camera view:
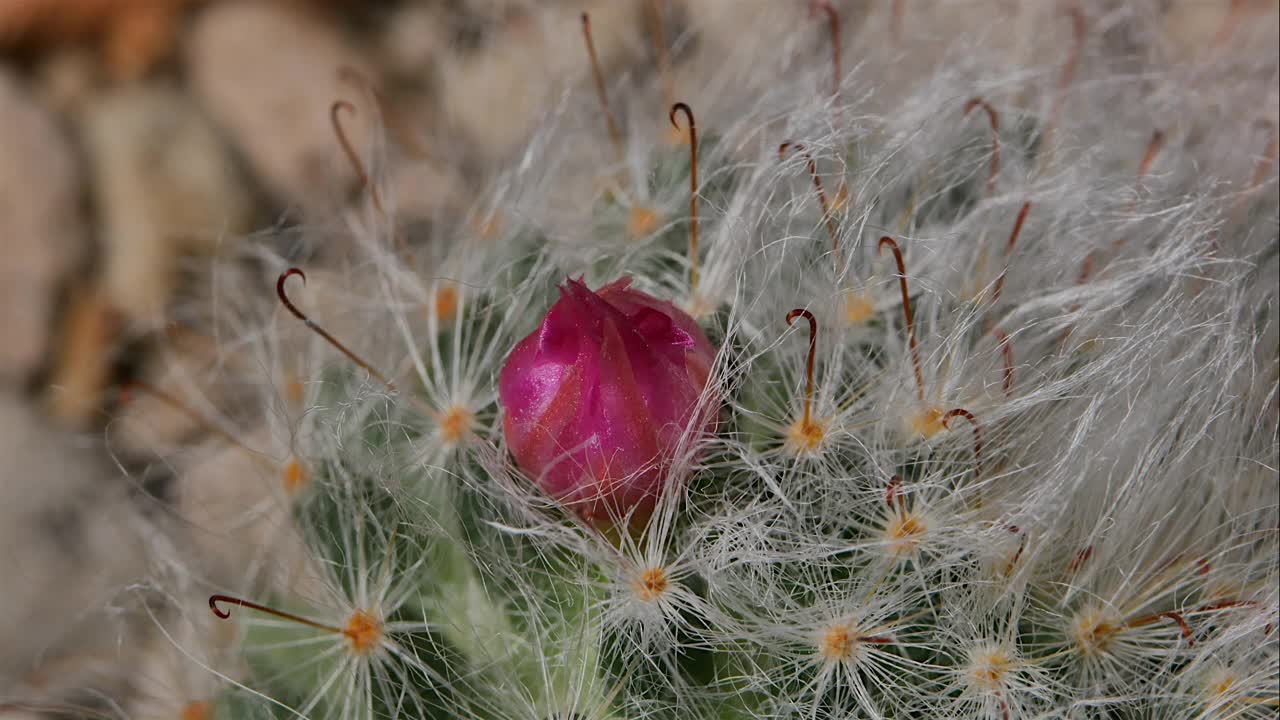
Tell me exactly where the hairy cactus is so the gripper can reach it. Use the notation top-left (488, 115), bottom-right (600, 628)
top-left (124, 4), bottom-right (1276, 720)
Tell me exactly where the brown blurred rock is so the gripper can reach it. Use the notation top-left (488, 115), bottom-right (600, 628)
top-left (125, 596), bottom-right (243, 720)
top-left (682, 0), bottom-right (820, 62)
top-left (79, 85), bottom-right (255, 326)
top-left (0, 393), bottom-right (149, 696)
top-left (1164, 0), bottom-right (1279, 57)
top-left (31, 48), bottom-right (100, 115)
top-left (0, 0), bottom-right (189, 81)
top-left (43, 283), bottom-right (121, 428)
top-left (389, 157), bottom-right (465, 220)
top-left (0, 68), bottom-right (87, 385)
top-left (176, 432), bottom-right (315, 593)
top-left (187, 0), bottom-right (377, 214)
top-left (441, 1), bottom-right (645, 162)
top-left (379, 2), bottom-right (451, 79)
top-left (107, 326), bottom-right (230, 455)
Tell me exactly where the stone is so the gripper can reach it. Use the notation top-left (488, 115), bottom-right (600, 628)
top-left (0, 68), bottom-right (86, 384)
top-left (187, 1), bottom-right (377, 213)
top-left (441, 1), bottom-right (644, 162)
top-left (0, 393), bottom-right (148, 696)
top-left (0, 0), bottom-right (188, 81)
top-left (79, 85), bottom-right (255, 325)
top-left (43, 283), bottom-right (121, 428)
top-left (175, 431), bottom-right (315, 594)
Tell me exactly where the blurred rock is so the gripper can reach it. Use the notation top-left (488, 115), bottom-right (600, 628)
top-left (0, 392), bottom-right (148, 697)
top-left (1163, 0), bottom-right (1279, 58)
top-left (674, 0), bottom-right (820, 125)
top-left (43, 283), bottom-right (121, 428)
top-left (379, 2), bottom-right (451, 79)
top-left (682, 0), bottom-right (820, 62)
top-left (441, 1), bottom-right (645, 162)
top-left (187, 0), bottom-right (377, 213)
top-left (176, 433), bottom-right (315, 593)
top-left (389, 157), bottom-right (465, 220)
top-left (458, 0), bottom-right (541, 18)
top-left (0, 0), bottom-right (188, 81)
top-left (125, 590), bottom-right (243, 720)
top-left (108, 327), bottom-right (230, 456)
top-left (79, 85), bottom-right (255, 326)
top-left (0, 68), bottom-right (87, 385)
top-left (31, 48), bottom-right (100, 115)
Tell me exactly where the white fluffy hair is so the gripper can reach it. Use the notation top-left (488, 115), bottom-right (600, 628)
top-left (90, 2), bottom-right (1280, 719)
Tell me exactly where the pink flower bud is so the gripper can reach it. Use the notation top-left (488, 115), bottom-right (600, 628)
top-left (499, 277), bottom-right (717, 526)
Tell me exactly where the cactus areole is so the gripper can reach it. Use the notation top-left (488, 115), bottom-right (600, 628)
top-left (499, 277), bottom-right (717, 527)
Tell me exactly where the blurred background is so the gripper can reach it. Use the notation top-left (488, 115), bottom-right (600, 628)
top-left (0, 1), bottom-right (1275, 717)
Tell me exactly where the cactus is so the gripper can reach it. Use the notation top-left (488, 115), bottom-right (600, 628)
top-left (130, 5), bottom-right (1277, 720)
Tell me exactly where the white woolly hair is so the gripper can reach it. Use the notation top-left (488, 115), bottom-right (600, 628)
top-left (101, 2), bottom-right (1280, 719)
